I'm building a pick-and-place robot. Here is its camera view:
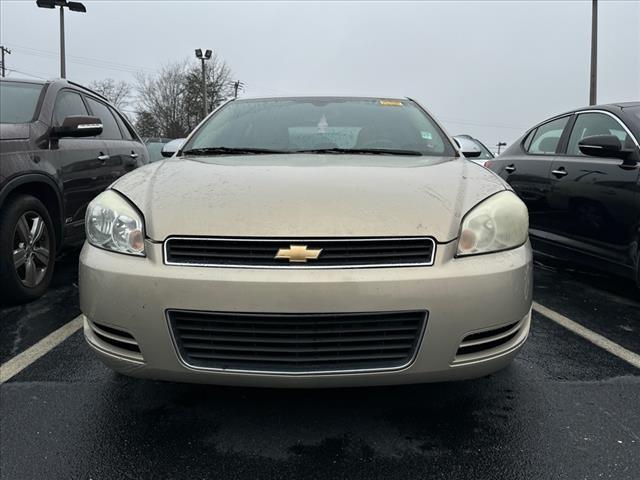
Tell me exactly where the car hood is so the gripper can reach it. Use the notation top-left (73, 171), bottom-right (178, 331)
top-left (111, 154), bottom-right (507, 242)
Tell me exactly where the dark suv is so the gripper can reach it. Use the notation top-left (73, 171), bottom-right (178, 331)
top-left (0, 78), bottom-right (149, 303)
top-left (488, 102), bottom-right (640, 286)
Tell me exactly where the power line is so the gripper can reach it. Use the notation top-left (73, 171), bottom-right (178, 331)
top-left (440, 117), bottom-right (527, 131)
top-left (5, 68), bottom-right (48, 80)
top-left (5, 42), bottom-right (157, 75)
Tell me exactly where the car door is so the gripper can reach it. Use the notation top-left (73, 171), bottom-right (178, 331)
top-left (546, 111), bottom-right (640, 267)
top-left (84, 96), bottom-right (139, 180)
top-left (494, 115), bottom-right (571, 233)
top-left (51, 89), bottom-right (111, 240)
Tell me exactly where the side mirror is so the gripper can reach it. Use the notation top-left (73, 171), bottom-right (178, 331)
top-left (462, 149), bottom-right (482, 159)
top-left (578, 135), bottom-right (629, 160)
top-left (454, 137), bottom-right (483, 158)
top-left (52, 116), bottom-right (103, 138)
top-left (161, 138), bottom-right (186, 158)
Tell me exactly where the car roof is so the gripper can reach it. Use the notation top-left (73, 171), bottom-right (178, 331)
top-left (1, 77), bottom-right (113, 104)
top-left (571, 102), bottom-right (640, 113)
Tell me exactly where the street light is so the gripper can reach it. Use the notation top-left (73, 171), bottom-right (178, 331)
top-left (496, 142), bottom-right (507, 155)
top-left (195, 48), bottom-right (212, 119)
top-left (36, 0), bottom-right (86, 79)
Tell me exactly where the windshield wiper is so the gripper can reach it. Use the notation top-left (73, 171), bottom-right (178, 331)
top-left (181, 146), bottom-right (289, 156)
top-left (294, 148), bottom-right (423, 156)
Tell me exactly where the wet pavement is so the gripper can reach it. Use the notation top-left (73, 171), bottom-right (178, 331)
top-left (1, 253), bottom-right (639, 480)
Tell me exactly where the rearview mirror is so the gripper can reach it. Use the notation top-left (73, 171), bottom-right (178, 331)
top-left (578, 135), bottom-right (628, 160)
top-left (52, 116), bottom-right (103, 138)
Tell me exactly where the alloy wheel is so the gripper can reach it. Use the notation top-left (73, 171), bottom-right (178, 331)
top-left (12, 211), bottom-right (51, 288)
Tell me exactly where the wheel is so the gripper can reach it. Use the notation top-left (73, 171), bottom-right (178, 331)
top-left (0, 194), bottom-right (56, 304)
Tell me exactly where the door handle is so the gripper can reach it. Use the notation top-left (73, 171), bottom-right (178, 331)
top-left (98, 154), bottom-right (110, 162)
top-left (129, 153), bottom-right (139, 159)
top-left (551, 168), bottom-right (568, 178)
top-left (505, 165), bottom-right (516, 173)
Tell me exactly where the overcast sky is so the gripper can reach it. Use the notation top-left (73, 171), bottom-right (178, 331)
top-left (1, 0), bottom-right (639, 148)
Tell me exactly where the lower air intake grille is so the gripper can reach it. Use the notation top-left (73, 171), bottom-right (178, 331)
top-left (456, 320), bottom-right (522, 357)
top-left (88, 320), bottom-right (143, 360)
top-left (168, 310), bottom-right (427, 373)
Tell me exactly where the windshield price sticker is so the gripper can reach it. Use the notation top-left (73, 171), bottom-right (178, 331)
top-left (379, 99), bottom-right (404, 106)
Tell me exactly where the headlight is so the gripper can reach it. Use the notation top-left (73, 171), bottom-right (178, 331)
top-left (457, 191), bottom-right (528, 256)
top-left (85, 190), bottom-right (145, 256)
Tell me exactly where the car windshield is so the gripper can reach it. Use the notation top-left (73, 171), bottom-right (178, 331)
top-left (0, 81), bottom-right (44, 124)
top-left (183, 97), bottom-right (456, 157)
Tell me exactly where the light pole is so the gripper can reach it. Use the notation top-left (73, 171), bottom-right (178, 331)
top-left (36, 0), bottom-right (86, 79)
top-left (496, 142), bottom-right (507, 155)
top-left (589, 0), bottom-right (598, 105)
top-left (195, 48), bottom-right (212, 119)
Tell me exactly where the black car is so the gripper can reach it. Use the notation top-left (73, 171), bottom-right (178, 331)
top-left (488, 102), bottom-right (640, 285)
top-left (0, 78), bottom-right (149, 303)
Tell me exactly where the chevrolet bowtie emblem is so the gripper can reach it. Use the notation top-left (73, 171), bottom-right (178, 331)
top-left (275, 245), bottom-right (322, 263)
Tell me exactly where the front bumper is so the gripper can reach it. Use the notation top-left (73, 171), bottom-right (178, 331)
top-left (79, 240), bottom-right (533, 387)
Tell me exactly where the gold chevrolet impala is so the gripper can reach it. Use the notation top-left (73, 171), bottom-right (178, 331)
top-left (79, 96), bottom-right (532, 387)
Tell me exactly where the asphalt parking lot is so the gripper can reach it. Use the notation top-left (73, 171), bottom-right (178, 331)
top-left (1, 251), bottom-right (639, 480)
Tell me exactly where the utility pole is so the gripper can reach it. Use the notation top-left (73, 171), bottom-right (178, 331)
top-left (233, 80), bottom-right (245, 99)
top-left (589, 0), bottom-right (598, 105)
top-left (0, 46), bottom-right (11, 77)
top-left (36, 1), bottom-right (86, 79)
top-left (195, 49), bottom-right (212, 119)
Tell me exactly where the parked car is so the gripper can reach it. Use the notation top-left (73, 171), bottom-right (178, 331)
top-left (453, 134), bottom-right (494, 165)
top-left (488, 102), bottom-right (640, 285)
top-left (80, 96), bottom-right (532, 387)
top-left (0, 78), bottom-right (149, 303)
top-left (143, 137), bottom-right (173, 162)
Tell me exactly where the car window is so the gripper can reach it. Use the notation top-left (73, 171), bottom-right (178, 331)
top-left (112, 108), bottom-right (134, 140)
top-left (0, 81), bottom-right (44, 124)
top-left (523, 129), bottom-right (536, 151)
top-left (566, 112), bottom-right (629, 156)
top-left (85, 97), bottom-right (123, 140)
top-left (527, 116), bottom-right (569, 155)
top-left (53, 90), bottom-right (88, 126)
top-left (186, 97), bottom-right (456, 157)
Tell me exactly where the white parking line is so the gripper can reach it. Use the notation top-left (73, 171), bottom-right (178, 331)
top-left (0, 315), bottom-right (83, 384)
top-left (1, 304), bottom-right (638, 383)
top-left (533, 302), bottom-right (640, 369)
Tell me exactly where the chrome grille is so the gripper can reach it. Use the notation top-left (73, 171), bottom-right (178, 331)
top-left (168, 310), bottom-right (427, 373)
top-left (164, 237), bottom-right (436, 268)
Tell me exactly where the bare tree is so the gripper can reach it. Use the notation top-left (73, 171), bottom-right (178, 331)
top-left (88, 78), bottom-right (132, 110)
top-left (135, 111), bottom-right (161, 139)
top-left (184, 53), bottom-right (235, 125)
top-left (134, 56), bottom-right (234, 138)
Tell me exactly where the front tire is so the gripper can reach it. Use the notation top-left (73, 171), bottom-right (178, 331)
top-left (0, 194), bottom-right (56, 304)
